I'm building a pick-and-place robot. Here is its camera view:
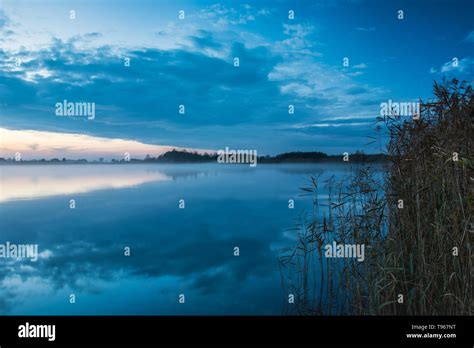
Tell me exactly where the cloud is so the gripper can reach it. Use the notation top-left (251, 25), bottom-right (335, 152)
top-left (353, 63), bottom-right (367, 69)
top-left (279, 23), bottom-right (319, 54)
top-left (0, 3), bottom-right (390, 154)
top-left (189, 30), bottom-right (223, 50)
top-left (268, 57), bottom-right (384, 120)
top-left (345, 86), bottom-right (368, 95)
top-left (464, 30), bottom-right (474, 42)
top-left (430, 57), bottom-right (474, 75)
top-left (0, 10), bottom-right (9, 29)
top-left (347, 71), bottom-right (363, 77)
top-left (356, 27), bottom-right (375, 32)
top-left (0, 37), bottom-right (285, 132)
top-left (197, 3), bottom-right (269, 27)
top-left (0, 128), bottom-right (213, 160)
top-left (83, 32), bottom-right (102, 39)
top-left (0, 9), bottom-right (14, 41)
top-left (291, 121), bottom-right (372, 128)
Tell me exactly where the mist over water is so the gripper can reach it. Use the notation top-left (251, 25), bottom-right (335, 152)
top-left (0, 163), bottom-right (381, 315)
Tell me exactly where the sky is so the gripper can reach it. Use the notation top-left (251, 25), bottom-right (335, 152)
top-left (0, 0), bottom-right (473, 159)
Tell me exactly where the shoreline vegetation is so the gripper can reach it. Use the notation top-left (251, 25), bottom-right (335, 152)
top-left (279, 79), bottom-right (473, 315)
top-left (0, 150), bottom-right (389, 164)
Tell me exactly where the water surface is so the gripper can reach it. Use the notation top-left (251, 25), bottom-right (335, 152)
top-left (0, 163), bottom-right (371, 315)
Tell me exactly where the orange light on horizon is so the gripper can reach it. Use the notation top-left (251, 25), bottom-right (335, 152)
top-left (0, 128), bottom-right (214, 160)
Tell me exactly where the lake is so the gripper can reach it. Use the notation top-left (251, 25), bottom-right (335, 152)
top-left (0, 163), bottom-right (376, 315)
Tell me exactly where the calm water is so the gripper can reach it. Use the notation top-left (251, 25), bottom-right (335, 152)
top-left (0, 163), bottom-right (373, 315)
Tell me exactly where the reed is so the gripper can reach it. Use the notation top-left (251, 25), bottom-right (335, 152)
top-left (279, 79), bottom-right (473, 315)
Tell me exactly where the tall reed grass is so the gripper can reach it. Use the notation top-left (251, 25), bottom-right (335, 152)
top-left (279, 79), bottom-right (473, 315)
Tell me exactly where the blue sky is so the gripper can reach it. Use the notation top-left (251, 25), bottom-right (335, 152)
top-left (0, 0), bottom-right (473, 158)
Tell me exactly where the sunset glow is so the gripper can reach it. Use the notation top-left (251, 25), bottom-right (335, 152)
top-left (0, 128), bottom-right (212, 160)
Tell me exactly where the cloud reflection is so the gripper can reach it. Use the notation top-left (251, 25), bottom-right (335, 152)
top-left (0, 165), bottom-right (171, 202)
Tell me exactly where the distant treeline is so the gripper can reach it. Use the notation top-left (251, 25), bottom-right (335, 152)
top-left (0, 150), bottom-right (389, 164)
